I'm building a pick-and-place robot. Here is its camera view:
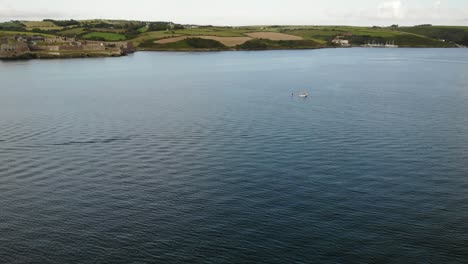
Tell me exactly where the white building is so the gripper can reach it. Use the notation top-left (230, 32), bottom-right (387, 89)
top-left (332, 38), bottom-right (350, 47)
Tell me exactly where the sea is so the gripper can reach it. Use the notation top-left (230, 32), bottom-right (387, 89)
top-left (1, 48), bottom-right (467, 263)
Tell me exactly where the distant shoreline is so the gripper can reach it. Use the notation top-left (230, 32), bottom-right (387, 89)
top-left (1, 20), bottom-right (466, 60)
top-left (2, 46), bottom-right (466, 61)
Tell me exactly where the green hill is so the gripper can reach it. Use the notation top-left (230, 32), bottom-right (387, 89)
top-left (1, 19), bottom-right (466, 51)
top-left (396, 25), bottom-right (468, 46)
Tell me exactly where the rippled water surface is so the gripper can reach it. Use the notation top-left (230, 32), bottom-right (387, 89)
top-left (1, 49), bottom-right (468, 263)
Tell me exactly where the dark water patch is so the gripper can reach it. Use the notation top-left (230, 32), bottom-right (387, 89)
top-left (1, 145), bottom-right (51, 151)
top-left (52, 137), bottom-right (133, 146)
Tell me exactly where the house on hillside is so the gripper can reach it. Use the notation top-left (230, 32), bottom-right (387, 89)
top-left (332, 36), bottom-right (351, 47)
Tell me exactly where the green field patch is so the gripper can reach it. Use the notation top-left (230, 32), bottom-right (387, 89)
top-left (284, 28), bottom-right (346, 41)
top-left (0, 21), bottom-right (25, 30)
top-left (22, 21), bottom-right (63, 30)
top-left (82, 32), bottom-right (127, 41)
top-left (131, 31), bottom-right (182, 46)
top-left (92, 28), bottom-right (127, 33)
top-left (174, 27), bottom-right (249, 37)
top-left (0, 30), bottom-right (55, 38)
top-left (137, 27), bottom-right (149, 33)
top-left (140, 37), bottom-right (227, 50)
top-left (281, 26), bottom-right (452, 47)
top-left (393, 34), bottom-right (453, 47)
top-left (397, 26), bottom-right (468, 46)
top-left (57, 27), bottom-right (87, 36)
top-left (283, 26), bottom-right (402, 41)
top-left (238, 39), bottom-right (323, 50)
top-left (432, 26), bottom-right (468, 31)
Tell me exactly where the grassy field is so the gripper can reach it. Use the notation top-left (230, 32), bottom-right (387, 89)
top-left (92, 28), bottom-right (127, 33)
top-left (82, 32), bottom-right (127, 41)
top-left (0, 21), bottom-right (25, 29)
top-left (0, 30), bottom-right (55, 37)
top-left (140, 36), bottom-right (324, 51)
top-left (131, 31), bottom-right (182, 45)
top-left (131, 27), bottom-right (251, 46)
top-left (56, 27), bottom-right (87, 36)
top-left (137, 27), bottom-right (149, 33)
top-left (22, 21), bottom-right (63, 30)
top-left (397, 26), bottom-right (468, 46)
top-left (155, 36), bottom-right (253, 47)
top-left (246, 32), bottom-right (303, 40)
top-left (173, 27), bottom-right (250, 37)
top-left (238, 39), bottom-right (323, 50)
top-left (284, 26), bottom-right (406, 39)
top-left (280, 26), bottom-right (455, 47)
top-left (140, 37), bottom-right (228, 51)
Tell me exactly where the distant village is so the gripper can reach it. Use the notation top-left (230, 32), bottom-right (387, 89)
top-left (0, 35), bottom-right (135, 59)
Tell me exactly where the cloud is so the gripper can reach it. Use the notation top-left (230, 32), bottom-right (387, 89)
top-left (377, 1), bottom-right (404, 19)
top-left (350, 0), bottom-right (468, 26)
top-left (0, 10), bottom-right (65, 21)
top-left (0, 0), bottom-right (467, 26)
top-left (0, 3), bottom-right (68, 21)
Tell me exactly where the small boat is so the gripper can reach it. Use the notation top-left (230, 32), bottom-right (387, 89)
top-left (299, 92), bottom-right (309, 98)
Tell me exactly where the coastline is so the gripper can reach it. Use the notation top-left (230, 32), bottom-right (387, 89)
top-left (2, 22), bottom-right (466, 60)
top-left (2, 46), bottom-right (465, 61)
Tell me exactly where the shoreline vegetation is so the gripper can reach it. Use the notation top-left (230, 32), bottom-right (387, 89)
top-left (1, 19), bottom-right (467, 59)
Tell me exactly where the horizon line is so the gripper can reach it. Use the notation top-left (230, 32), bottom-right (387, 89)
top-left (1, 18), bottom-right (466, 27)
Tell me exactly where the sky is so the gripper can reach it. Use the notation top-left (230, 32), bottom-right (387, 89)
top-left (1, 0), bottom-right (467, 26)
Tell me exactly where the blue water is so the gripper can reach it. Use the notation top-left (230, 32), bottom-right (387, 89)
top-left (1, 49), bottom-right (468, 263)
